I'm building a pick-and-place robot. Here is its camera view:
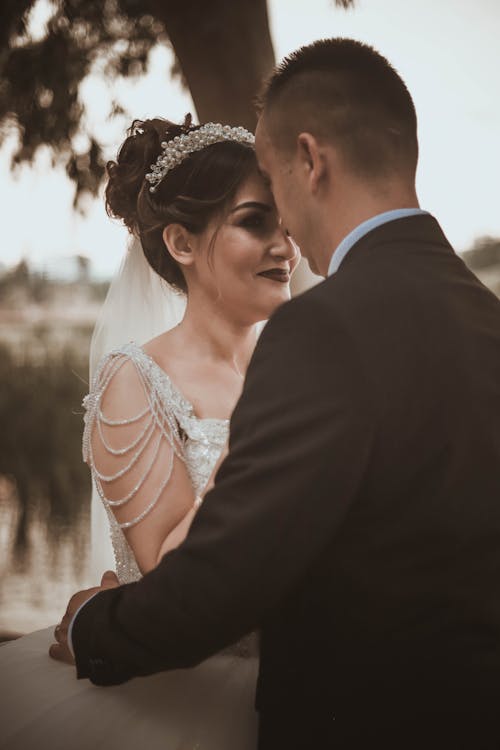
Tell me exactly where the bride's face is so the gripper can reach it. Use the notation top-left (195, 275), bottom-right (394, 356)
top-left (190, 169), bottom-right (300, 323)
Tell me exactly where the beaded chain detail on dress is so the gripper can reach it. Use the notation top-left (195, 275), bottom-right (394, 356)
top-left (82, 341), bottom-right (229, 584)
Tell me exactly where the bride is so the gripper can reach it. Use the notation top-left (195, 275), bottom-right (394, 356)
top-left (0, 115), bottom-right (299, 750)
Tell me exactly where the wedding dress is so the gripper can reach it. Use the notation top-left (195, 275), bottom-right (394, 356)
top-left (0, 341), bottom-right (258, 750)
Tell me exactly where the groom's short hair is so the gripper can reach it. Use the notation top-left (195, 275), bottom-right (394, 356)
top-left (257, 38), bottom-right (418, 180)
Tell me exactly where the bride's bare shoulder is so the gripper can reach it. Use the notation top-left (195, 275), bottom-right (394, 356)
top-left (141, 328), bottom-right (190, 389)
top-left (142, 328), bottom-right (181, 365)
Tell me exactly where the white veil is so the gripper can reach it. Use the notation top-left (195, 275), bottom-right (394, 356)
top-left (88, 235), bottom-right (186, 580)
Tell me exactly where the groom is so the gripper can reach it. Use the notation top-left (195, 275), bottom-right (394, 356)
top-left (52, 39), bottom-right (500, 747)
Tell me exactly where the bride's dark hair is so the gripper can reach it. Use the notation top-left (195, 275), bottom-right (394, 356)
top-left (105, 114), bottom-right (257, 294)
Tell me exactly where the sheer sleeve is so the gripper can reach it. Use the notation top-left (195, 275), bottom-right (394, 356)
top-left (82, 346), bottom-right (196, 577)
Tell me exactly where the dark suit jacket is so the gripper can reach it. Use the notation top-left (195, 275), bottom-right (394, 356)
top-left (73, 215), bottom-right (500, 747)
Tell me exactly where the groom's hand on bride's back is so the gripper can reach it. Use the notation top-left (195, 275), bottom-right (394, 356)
top-left (49, 570), bottom-right (120, 665)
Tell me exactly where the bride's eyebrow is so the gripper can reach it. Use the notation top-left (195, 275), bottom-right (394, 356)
top-left (230, 201), bottom-right (273, 213)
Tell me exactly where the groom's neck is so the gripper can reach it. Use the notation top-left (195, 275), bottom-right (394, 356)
top-left (323, 179), bottom-right (420, 265)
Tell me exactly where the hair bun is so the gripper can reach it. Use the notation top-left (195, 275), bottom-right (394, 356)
top-left (105, 117), bottom-right (187, 233)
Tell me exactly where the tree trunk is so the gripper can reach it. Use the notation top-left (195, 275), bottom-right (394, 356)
top-left (153, 0), bottom-right (275, 130)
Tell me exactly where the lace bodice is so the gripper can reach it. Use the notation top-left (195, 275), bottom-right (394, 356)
top-left (82, 341), bottom-right (229, 584)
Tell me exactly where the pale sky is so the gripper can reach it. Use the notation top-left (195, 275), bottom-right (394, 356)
top-left (1, 0), bottom-right (499, 278)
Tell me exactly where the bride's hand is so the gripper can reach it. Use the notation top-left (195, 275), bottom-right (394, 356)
top-left (49, 570), bottom-right (120, 665)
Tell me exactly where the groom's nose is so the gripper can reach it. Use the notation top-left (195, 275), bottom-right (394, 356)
top-left (271, 225), bottom-right (300, 262)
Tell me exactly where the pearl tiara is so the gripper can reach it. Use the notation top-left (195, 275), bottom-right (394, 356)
top-left (145, 122), bottom-right (255, 193)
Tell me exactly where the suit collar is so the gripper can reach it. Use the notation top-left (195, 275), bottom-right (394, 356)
top-left (333, 213), bottom-right (454, 274)
top-left (328, 209), bottom-right (430, 276)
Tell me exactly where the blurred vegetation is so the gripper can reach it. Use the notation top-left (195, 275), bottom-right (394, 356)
top-left (0, 0), bottom-right (354, 203)
top-left (0, 258), bottom-right (109, 308)
top-left (0, 259), bottom-right (104, 570)
top-left (0, 340), bottom-right (91, 564)
top-left (462, 236), bottom-right (500, 271)
top-left (462, 236), bottom-right (500, 298)
top-left (0, 259), bottom-right (50, 305)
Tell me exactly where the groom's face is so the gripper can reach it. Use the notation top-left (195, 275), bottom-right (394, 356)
top-left (255, 118), bottom-right (312, 267)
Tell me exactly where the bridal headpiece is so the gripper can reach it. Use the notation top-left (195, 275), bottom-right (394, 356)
top-left (145, 122), bottom-right (255, 193)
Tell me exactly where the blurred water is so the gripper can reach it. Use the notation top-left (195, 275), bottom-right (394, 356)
top-left (0, 492), bottom-right (92, 636)
top-left (0, 318), bottom-right (95, 637)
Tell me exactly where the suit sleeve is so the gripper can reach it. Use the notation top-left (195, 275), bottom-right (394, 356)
top-left (73, 292), bottom-right (376, 685)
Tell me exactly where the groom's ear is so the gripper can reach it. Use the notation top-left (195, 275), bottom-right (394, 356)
top-left (297, 133), bottom-right (327, 194)
top-left (162, 224), bottom-right (195, 267)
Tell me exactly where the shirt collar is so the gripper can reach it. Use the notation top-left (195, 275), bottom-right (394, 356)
top-left (327, 208), bottom-right (429, 277)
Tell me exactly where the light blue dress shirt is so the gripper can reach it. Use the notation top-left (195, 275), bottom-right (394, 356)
top-left (327, 208), bottom-right (429, 277)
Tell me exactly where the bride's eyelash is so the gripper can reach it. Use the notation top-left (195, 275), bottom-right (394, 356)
top-left (239, 213), bottom-right (266, 231)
